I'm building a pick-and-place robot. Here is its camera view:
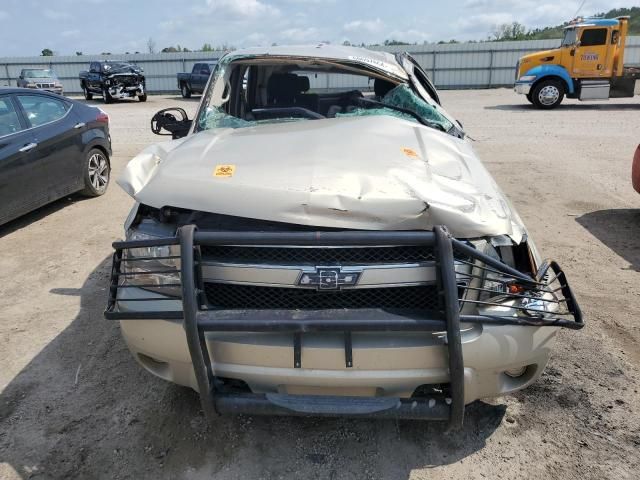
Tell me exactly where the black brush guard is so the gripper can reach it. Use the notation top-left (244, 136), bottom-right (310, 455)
top-left (104, 225), bottom-right (583, 430)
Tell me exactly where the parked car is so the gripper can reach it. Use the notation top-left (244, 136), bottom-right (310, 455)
top-left (79, 61), bottom-right (146, 104)
top-left (105, 45), bottom-right (583, 428)
top-left (177, 62), bottom-right (217, 98)
top-left (633, 145), bottom-right (640, 193)
top-left (17, 69), bottom-right (64, 95)
top-left (0, 88), bottom-right (111, 226)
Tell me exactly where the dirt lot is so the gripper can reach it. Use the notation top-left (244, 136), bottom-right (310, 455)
top-left (1, 90), bottom-right (639, 479)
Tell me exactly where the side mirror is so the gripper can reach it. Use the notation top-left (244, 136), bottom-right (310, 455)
top-left (151, 108), bottom-right (192, 139)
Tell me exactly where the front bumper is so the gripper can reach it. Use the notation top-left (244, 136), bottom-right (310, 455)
top-left (118, 300), bottom-right (557, 405)
top-left (26, 85), bottom-right (64, 95)
top-left (105, 226), bottom-right (583, 429)
top-left (514, 82), bottom-right (532, 95)
top-left (108, 83), bottom-right (144, 99)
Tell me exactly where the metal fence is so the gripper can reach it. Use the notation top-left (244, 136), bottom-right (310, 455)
top-left (2, 37), bottom-right (639, 94)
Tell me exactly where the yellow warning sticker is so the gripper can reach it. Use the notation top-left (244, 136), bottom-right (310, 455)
top-left (401, 147), bottom-right (420, 159)
top-left (213, 164), bottom-right (235, 178)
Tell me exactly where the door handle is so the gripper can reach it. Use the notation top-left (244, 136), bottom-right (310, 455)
top-left (19, 142), bottom-right (38, 153)
top-left (74, 122), bottom-right (86, 129)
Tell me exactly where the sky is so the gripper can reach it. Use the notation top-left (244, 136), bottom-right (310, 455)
top-left (0, 0), bottom-right (637, 57)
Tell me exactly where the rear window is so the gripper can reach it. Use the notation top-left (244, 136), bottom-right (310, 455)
top-left (17, 95), bottom-right (70, 127)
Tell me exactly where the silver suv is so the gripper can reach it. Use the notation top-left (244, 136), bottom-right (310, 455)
top-left (105, 45), bottom-right (583, 429)
top-left (17, 69), bottom-right (63, 95)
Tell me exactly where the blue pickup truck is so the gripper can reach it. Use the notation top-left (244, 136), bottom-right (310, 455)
top-left (177, 62), bottom-right (217, 98)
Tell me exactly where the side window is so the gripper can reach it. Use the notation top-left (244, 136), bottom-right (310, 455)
top-left (90, 62), bottom-right (98, 73)
top-left (194, 64), bottom-right (203, 74)
top-left (0, 97), bottom-right (24, 137)
top-left (17, 95), bottom-right (69, 127)
top-left (581, 28), bottom-right (608, 47)
top-left (201, 65), bottom-right (211, 75)
top-left (612, 30), bottom-right (620, 45)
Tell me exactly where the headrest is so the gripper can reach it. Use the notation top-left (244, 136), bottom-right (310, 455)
top-left (374, 78), bottom-right (395, 98)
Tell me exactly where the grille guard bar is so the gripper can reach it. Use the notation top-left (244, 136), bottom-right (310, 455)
top-left (104, 225), bottom-right (583, 430)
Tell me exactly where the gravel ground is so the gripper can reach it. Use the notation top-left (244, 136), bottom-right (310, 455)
top-left (0, 90), bottom-right (639, 479)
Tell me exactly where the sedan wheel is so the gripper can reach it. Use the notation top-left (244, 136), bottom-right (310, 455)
top-left (81, 149), bottom-right (110, 197)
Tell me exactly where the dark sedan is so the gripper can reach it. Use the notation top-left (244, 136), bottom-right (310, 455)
top-left (0, 88), bottom-right (112, 226)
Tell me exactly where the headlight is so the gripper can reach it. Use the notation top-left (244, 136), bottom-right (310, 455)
top-left (123, 230), bottom-right (181, 297)
top-left (518, 75), bottom-right (537, 82)
top-left (473, 239), bottom-right (557, 319)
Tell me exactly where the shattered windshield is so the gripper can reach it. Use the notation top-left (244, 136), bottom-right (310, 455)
top-left (196, 59), bottom-right (453, 134)
top-left (336, 85), bottom-right (453, 131)
top-left (103, 63), bottom-right (139, 73)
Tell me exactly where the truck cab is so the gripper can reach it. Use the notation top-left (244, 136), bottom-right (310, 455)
top-left (515, 16), bottom-right (639, 108)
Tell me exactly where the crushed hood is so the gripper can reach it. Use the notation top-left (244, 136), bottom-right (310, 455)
top-left (119, 115), bottom-right (526, 241)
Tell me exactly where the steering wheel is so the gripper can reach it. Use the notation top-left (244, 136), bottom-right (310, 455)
top-left (251, 107), bottom-right (325, 121)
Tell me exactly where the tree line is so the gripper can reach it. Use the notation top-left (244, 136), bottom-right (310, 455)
top-left (39, 6), bottom-right (640, 56)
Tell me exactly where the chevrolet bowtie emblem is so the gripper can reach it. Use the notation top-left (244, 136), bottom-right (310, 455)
top-left (297, 267), bottom-right (362, 290)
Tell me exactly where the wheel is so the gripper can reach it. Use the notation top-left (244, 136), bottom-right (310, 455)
top-left (102, 88), bottom-right (113, 104)
top-left (181, 83), bottom-right (191, 99)
top-left (81, 148), bottom-right (110, 197)
top-left (531, 79), bottom-right (564, 109)
top-left (526, 92), bottom-right (533, 104)
top-left (138, 93), bottom-right (147, 102)
top-left (83, 85), bottom-right (93, 101)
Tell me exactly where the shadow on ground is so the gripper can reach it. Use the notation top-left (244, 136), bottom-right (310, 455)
top-left (485, 103), bottom-right (640, 112)
top-left (576, 208), bottom-right (640, 272)
top-left (0, 257), bottom-right (506, 479)
top-left (0, 196), bottom-right (81, 238)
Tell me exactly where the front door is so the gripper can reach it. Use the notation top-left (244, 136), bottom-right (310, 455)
top-left (0, 95), bottom-right (41, 225)
top-left (572, 27), bottom-right (612, 78)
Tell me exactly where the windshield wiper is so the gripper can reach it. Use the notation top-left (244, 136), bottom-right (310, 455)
top-left (356, 97), bottom-right (446, 132)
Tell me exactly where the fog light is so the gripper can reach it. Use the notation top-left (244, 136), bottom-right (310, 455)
top-left (504, 366), bottom-right (527, 378)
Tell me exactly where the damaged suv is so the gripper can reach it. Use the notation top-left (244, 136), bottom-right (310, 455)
top-left (106, 45), bottom-right (582, 429)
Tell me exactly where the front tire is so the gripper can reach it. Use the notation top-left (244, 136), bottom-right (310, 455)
top-left (138, 93), bottom-right (147, 102)
top-left (531, 80), bottom-right (564, 109)
top-left (83, 85), bottom-right (93, 100)
top-left (526, 92), bottom-right (534, 104)
top-left (102, 88), bottom-right (113, 104)
top-left (181, 83), bottom-right (191, 98)
top-left (81, 148), bottom-right (110, 197)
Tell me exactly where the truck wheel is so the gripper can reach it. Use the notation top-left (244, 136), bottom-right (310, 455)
top-left (531, 80), bottom-right (564, 109)
top-left (81, 148), bottom-right (110, 197)
top-left (138, 93), bottom-right (147, 102)
top-left (102, 88), bottom-right (113, 104)
top-left (181, 84), bottom-right (191, 99)
top-left (83, 86), bottom-right (93, 101)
